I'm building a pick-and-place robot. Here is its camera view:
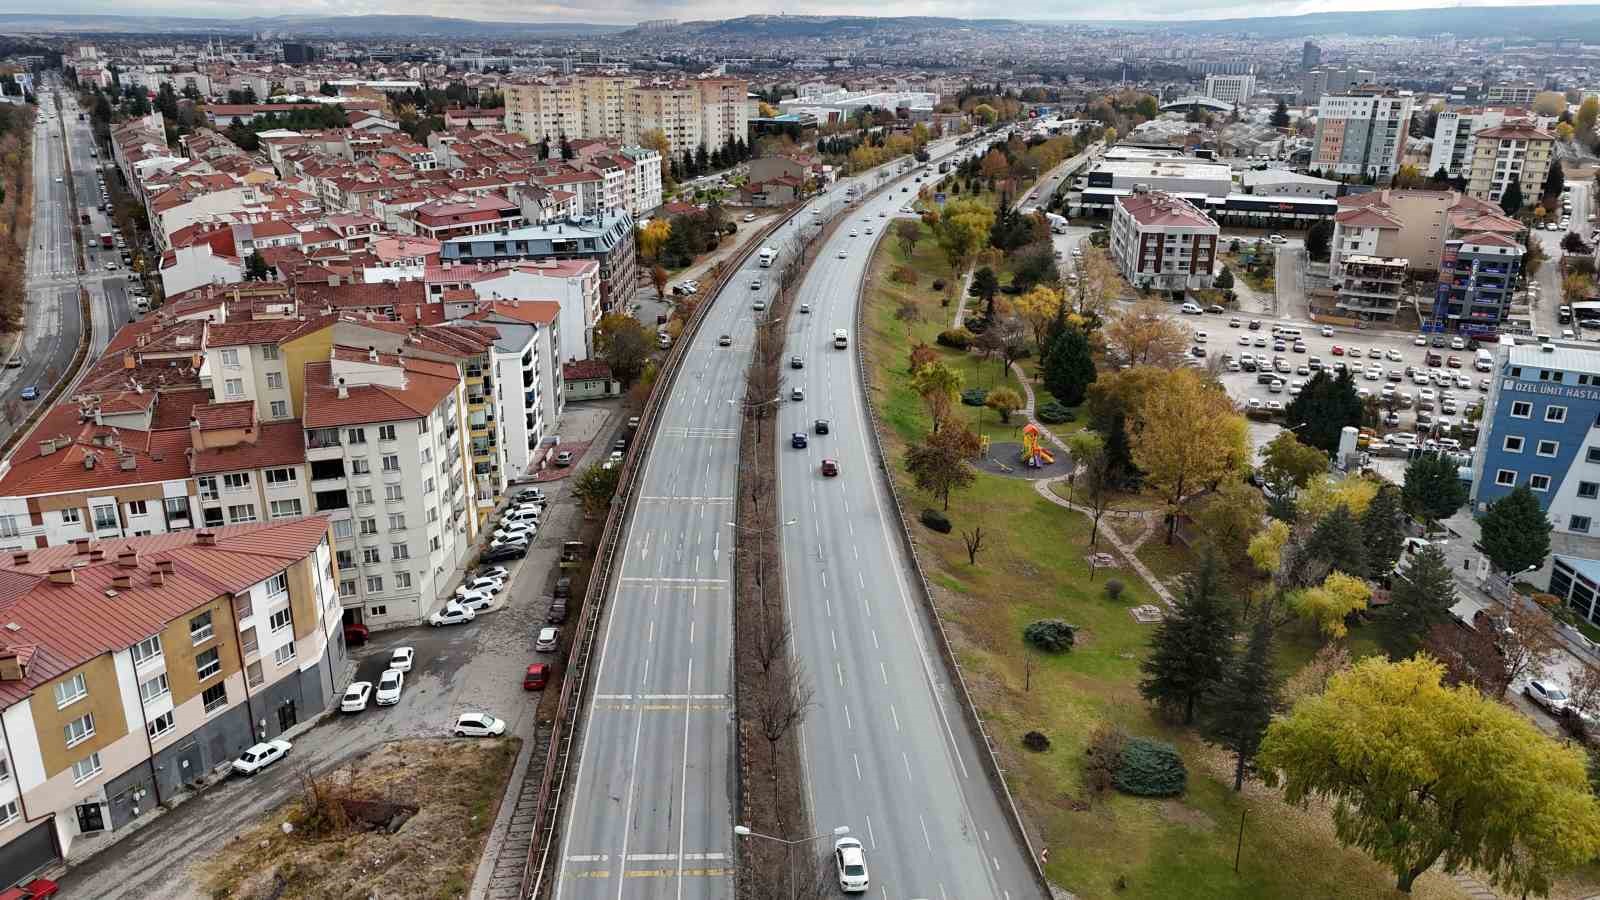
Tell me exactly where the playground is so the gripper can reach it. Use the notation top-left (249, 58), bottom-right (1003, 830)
top-left (974, 425), bottom-right (1063, 481)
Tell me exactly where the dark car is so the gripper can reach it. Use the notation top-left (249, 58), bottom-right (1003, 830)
top-left (1431, 336), bottom-right (1447, 348)
top-left (481, 544), bottom-right (529, 564)
top-left (554, 576), bottom-right (572, 599)
top-left (792, 432), bottom-right (809, 449)
top-left (613, 436), bottom-right (629, 451)
top-left (1204, 304), bottom-right (1225, 314)
top-left (546, 599), bottom-right (568, 624)
top-left (814, 419), bottom-right (830, 435)
top-left (821, 458), bottom-right (839, 477)
top-left (342, 623), bottom-right (370, 646)
top-left (790, 356), bottom-right (804, 369)
top-left (19, 385), bottom-right (37, 401)
top-left (1247, 319), bottom-right (1262, 331)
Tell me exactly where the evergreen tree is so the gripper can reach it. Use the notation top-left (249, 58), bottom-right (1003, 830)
top-left (243, 252), bottom-right (270, 281)
top-left (1303, 504), bottom-right (1366, 585)
top-left (1204, 616), bottom-right (1279, 791)
top-left (1430, 166), bottom-right (1453, 188)
top-left (537, 136), bottom-right (549, 160)
top-left (681, 148), bottom-right (695, 177)
top-left (1041, 326), bottom-right (1096, 407)
top-left (1139, 554), bottom-right (1235, 724)
top-left (1361, 484), bottom-right (1405, 579)
top-left (694, 143), bottom-right (709, 174)
top-left (1543, 160), bottom-right (1566, 203)
top-left (1479, 484), bottom-right (1553, 577)
top-left (560, 136), bottom-right (574, 160)
top-left (1271, 100), bottom-right (1291, 128)
top-left (1401, 452), bottom-right (1468, 531)
top-left (1305, 218), bottom-right (1334, 262)
top-left (1285, 370), bottom-right (1362, 457)
top-left (1386, 543), bottom-right (1458, 651)
top-left (1499, 181), bottom-right (1524, 216)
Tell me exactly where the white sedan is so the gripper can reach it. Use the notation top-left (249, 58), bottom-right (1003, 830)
top-left (458, 576), bottom-right (504, 596)
top-left (389, 646), bottom-right (415, 672)
top-left (340, 681), bottom-right (373, 713)
top-left (455, 589), bottom-right (493, 612)
top-left (453, 713), bottom-right (508, 737)
top-left (834, 836), bottom-right (870, 893)
top-left (376, 669), bottom-right (404, 706)
top-left (232, 739), bottom-right (292, 776)
top-left (429, 603), bottom-right (476, 627)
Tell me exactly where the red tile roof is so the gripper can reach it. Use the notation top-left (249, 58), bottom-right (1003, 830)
top-left (191, 420), bottom-right (308, 475)
top-left (563, 359), bottom-right (613, 381)
top-left (302, 358), bottom-right (459, 428)
top-left (192, 401), bottom-right (255, 431)
top-left (1116, 191), bottom-right (1217, 229)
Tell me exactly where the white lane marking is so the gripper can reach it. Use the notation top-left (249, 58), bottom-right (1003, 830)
top-left (844, 704), bottom-right (852, 730)
top-left (836, 661), bottom-right (844, 687)
top-left (854, 753), bottom-right (862, 781)
top-left (871, 628), bottom-right (879, 649)
top-left (891, 704), bottom-right (900, 733)
top-left (904, 752), bottom-right (915, 783)
top-left (675, 656), bottom-right (694, 900)
top-left (689, 621), bottom-right (695, 645)
top-left (879, 663), bottom-right (888, 686)
top-left (648, 620), bottom-right (655, 643)
top-left (566, 854), bottom-right (608, 862)
top-left (992, 855), bottom-right (1000, 872)
top-left (830, 629), bottom-right (837, 651)
top-left (614, 663), bottom-right (649, 900)
top-left (866, 815), bottom-right (877, 849)
top-left (920, 815), bottom-right (934, 852)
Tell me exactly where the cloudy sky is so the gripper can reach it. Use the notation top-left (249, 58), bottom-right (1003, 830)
top-left (1, 0), bottom-right (1594, 24)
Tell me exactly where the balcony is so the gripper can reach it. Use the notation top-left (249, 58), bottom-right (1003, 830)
top-left (313, 490), bottom-right (350, 513)
top-left (233, 593), bottom-right (253, 622)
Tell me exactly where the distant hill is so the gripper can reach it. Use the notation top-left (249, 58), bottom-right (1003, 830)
top-left (632, 15), bottom-right (1034, 40)
top-left (0, 13), bottom-right (626, 37)
top-left (1120, 5), bottom-right (1600, 41)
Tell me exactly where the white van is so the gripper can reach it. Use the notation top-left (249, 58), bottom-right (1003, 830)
top-left (1474, 348), bottom-right (1492, 371)
top-left (1272, 326), bottom-right (1303, 340)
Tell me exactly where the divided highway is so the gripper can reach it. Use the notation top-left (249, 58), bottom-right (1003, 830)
top-left (775, 179), bottom-right (1043, 897)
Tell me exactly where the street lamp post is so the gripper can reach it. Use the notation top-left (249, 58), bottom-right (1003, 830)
top-left (733, 824), bottom-right (849, 899)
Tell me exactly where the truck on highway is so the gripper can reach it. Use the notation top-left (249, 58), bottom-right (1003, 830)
top-left (758, 247), bottom-right (777, 268)
top-left (99, 232), bottom-right (113, 249)
top-left (833, 329), bottom-right (849, 349)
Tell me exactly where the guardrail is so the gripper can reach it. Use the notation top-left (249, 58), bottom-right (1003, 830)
top-left (518, 203), bottom-right (809, 899)
top-left (850, 225), bottom-right (1052, 896)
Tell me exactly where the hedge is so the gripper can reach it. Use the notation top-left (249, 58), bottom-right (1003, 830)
top-left (1113, 737), bottom-right (1187, 797)
top-left (936, 328), bottom-right (973, 350)
top-left (919, 508), bottom-right (952, 533)
top-left (1036, 400), bottom-right (1075, 424)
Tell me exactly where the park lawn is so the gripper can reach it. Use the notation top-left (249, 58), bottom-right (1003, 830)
top-left (862, 225), bottom-right (1476, 900)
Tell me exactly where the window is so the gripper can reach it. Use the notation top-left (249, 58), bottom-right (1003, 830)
top-left (224, 378), bottom-right (244, 398)
top-left (335, 549), bottom-right (354, 569)
top-left (382, 454), bottom-right (401, 472)
top-left (391, 543), bottom-right (409, 561)
top-left (339, 579), bottom-right (357, 599)
top-left (366, 575), bottom-right (384, 594)
top-left (245, 660), bottom-right (264, 688)
top-left (1573, 515), bottom-right (1594, 533)
top-left (420, 447), bottom-right (432, 465)
top-left (92, 505), bottom-right (118, 531)
top-left (369, 604), bottom-right (388, 616)
top-left (269, 499), bottom-right (302, 519)
top-left (270, 400), bottom-right (288, 419)
top-left (0, 758), bottom-right (10, 783)
top-left (138, 673), bottom-right (169, 704)
top-left (201, 683), bottom-right (227, 714)
top-left (362, 547), bottom-right (381, 565)
top-left (1511, 401), bottom-right (1533, 418)
top-left (127, 500), bottom-right (147, 516)
top-left (1548, 405), bottom-right (1569, 423)
top-left (1531, 474), bottom-right (1552, 492)
top-left (130, 635), bottom-right (161, 666)
top-left (360, 517), bottom-right (377, 535)
top-left (266, 372), bottom-right (284, 390)
top-left (378, 424), bottom-right (397, 441)
top-left (1496, 469), bottom-right (1518, 487)
top-left (60, 508), bottom-right (81, 525)
top-left (423, 477), bottom-right (436, 495)
top-left (394, 572), bottom-right (412, 589)
top-left (261, 344), bottom-right (279, 360)
top-left (71, 752), bottom-right (102, 784)
top-left (269, 607), bottom-right (292, 632)
top-left (64, 713), bottom-right (95, 748)
top-left (354, 488), bottom-right (374, 505)
top-left (53, 673), bottom-right (87, 709)
top-left (191, 611), bottom-right (215, 644)
top-left (385, 485), bottom-right (404, 502)
top-left (196, 647), bottom-right (221, 681)
top-left (350, 459), bottom-right (371, 476)
top-left (0, 800), bottom-right (14, 826)
top-left (426, 508), bottom-right (439, 524)
top-left (273, 642), bottom-right (296, 666)
top-left (228, 504), bottom-right (256, 524)
top-left (388, 514), bottom-right (406, 531)
top-left (430, 535), bottom-right (441, 553)
top-left (1503, 436), bottom-right (1525, 453)
top-left (223, 472), bottom-right (251, 491)
top-left (1583, 482), bottom-right (1600, 500)
top-left (419, 417), bottom-right (430, 434)
top-left (220, 348), bottom-right (240, 368)
top-left (146, 711), bottom-right (175, 740)
top-left (265, 467), bottom-right (296, 485)
top-left (332, 519), bottom-right (354, 539)
top-left (347, 428), bottom-right (367, 445)
top-left (0, 515), bottom-right (18, 539)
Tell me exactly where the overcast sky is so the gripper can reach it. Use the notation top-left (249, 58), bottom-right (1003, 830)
top-left (3, 0), bottom-right (1595, 25)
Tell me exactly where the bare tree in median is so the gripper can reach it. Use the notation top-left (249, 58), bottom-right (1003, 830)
top-left (754, 661), bottom-right (816, 770)
top-left (751, 615), bottom-right (791, 676)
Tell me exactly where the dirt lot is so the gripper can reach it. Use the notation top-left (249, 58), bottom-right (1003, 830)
top-left (196, 738), bottom-right (520, 900)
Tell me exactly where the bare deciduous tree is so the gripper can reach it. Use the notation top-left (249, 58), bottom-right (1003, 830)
top-left (752, 615), bottom-right (791, 675)
top-left (961, 526), bottom-right (985, 565)
top-left (753, 662), bottom-right (816, 769)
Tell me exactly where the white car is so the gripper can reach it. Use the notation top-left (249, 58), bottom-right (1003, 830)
top-left (1237, 334), bottom-right (1250, 346)
top-left (232, 739), bottom-right (292, 776)
top-left (479, 565), bottom-right (511, 582)
top-left (1320, 326), bottom-right (1334, 337)
top-left (376, 668), bottom-right (404, 706)
top-left (459, 576), bottom-right (505, 596)
top-left (1385, 349), bottom-right (1402, 362)
top-left (1268, 233), bottom-right (1287, 244)
top-left (536, 626), bottom-right (560, 652)
top-left (848, 229), bottom-right (858, 237)
top-left (455, 589), bottom-right (494, 611)
top-left (389, 646), bottom-right (415, 672)
top-left (1364, 367), bottom-right (1382, 381)
top-left (1526, 679), bottom-right (1571, 715)
top-left (493, 524), bottom-right (535, 543)
top-left (1413, 336), bottom-right (1427, 346)
top-left (453, 713), bottom-right (507, 737)
top-left (838, 249), bottom-right (848, 259)
top-left (1180, 302), bottom-right (1203, 315)
top-left (489, 535), bottom-right (529, 551)
top-left (1193, 330), bottom-right (1207, 344)
top-left (341, 681), bottom-right (373, 712)
top-left (429, 603), bottom-right (476, 627)
top-left (834, 836), bottom-right (869, 893)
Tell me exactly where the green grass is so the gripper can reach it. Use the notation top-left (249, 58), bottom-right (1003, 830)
top-left (860, 225), bottom-right (1476, 900)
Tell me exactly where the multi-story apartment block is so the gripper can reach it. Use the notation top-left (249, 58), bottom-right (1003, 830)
top-left (431, 259), bottom-right (602, 362)
top-left (1301, 66), bottom-right (1377, 104)
top-left (459, 301), bottom-right (565, 481)
top-left (1484, 81), bottom-right (1540, 106)
top-left (626, 83), bottom-right (702, 156)
top-left (1312, 87), bottom-right (1415, 180)
top-left (437, 213), bottom-right (637, 316)
top-left (302, 346), bottom-right (479, 627)
top-left (0, 520), bottom-right (341, 883)
top-left (1466, 120), bottom-right (1556, 207)
top-left (1204, 74), bottom-right (1256, 106)
top-left (1333, 255), bottom-right (1409, 321)
top-left (1110, 190), bottom-right (1219, 294)
top-left (1430, 234), bottom-right (1524, 334)
top-left (503, 75), bottom-right (749, 157)
top-left (1428, 107), bottom-right (1520, 179)
top-left (1329, 188), bottom-right (1524, 277)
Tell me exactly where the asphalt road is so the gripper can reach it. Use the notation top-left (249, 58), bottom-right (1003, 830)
top-left (772, 169), bottom-right (1042, 898)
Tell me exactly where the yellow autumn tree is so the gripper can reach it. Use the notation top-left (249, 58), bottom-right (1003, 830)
top-left (1297, 473), bottom-right (1379, 521)
top-left (1291, 571), bottom-right (1371, 638)
top-left (1012, 284), bottom-right (1064, 349)
top-left (1130, 367), bottom-right (1250, 544)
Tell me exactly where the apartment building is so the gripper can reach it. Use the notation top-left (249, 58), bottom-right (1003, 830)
top-left (1312, 88), bottom-right (1415, 180)
top-left (1204, 74), bottom-right (1256, 106)
top-left (437, 212), bottom-right (637, 316)
top-left (1301, 66), bottom-right (1377, 104)
top-left (1329, 188), bottom-right (1523, 276)
top-left (459, 301), bottom-right (565, 481)
top-left (430, 259), bottom-right (602, 362)
top-left (1430, 233), bottom-right (1525, 334)
top-left (1484, 81), bottom-right (1540, 106)
top-left (503, 75), bottom-right (749, 157)
top-left (0, 520), bottom-right (341, 884)
top-left (1428, 107), bottom-right (1522, 179)
top-left (1466, 120), bottom-right (1556, 207)
top-left (1110, 190), bottom-right (1219, 294)
top-left (302, 345), bottom-right (479, 628)
top-left (1333, 255), bottom-right (1409, 321)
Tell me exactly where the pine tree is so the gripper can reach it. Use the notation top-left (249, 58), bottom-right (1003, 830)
top-left (1401, 452), bottom-right (1468, 531)
top-left (1041, 326), bottom-right (1096, 406)
top-left (1139, 554), bottom-right (1235, 724)
top-left (1479, 484), bottom-right (1553, 577)
top-left (694, 143), bottom-right (709, 174)
top-left (560, 136), bottom-right (574, 160)
top-left (1301, 504), bottom-right (1366, 586)
top-left (1204, 616), bottom-right (1279, 791)
top-left (1361, 484), bottom-right (1405, 579)
top-left (1386, 543), bottom-right (1458, 651)
top-left (1499, 181), bottom-right (1524, 216)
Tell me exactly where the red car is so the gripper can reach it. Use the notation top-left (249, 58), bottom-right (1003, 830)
top-left (821, 459), bottom-right (839, 477)
top-left (0, 879), bottom-right (59, 900)
top-left (1330, 345), bottom-right (1344, 356)
top-left (1446, 355), bottom-right (1462, 368)
top-left (523, 663), bottom-right (551, 690)
top-left (343, 623), bottom-right (370, 646)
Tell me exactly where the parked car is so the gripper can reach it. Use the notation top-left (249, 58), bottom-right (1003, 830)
top-left (19, 385), bottom-right (37, 401)
top-left (481, 544), bottom-right (528, 564)
top-left (232, 739), bottom-right (292, 776)
top-left (429, 603), bottom-right (476, 627)
top-left (455, 589), bottom-right (494, 612)
top-left (376, 669), bottom-right (405, 706)
top-left (341, 681), bottom-right (373, 712)
top-left (1526, 679), bottom-right (1571, 715)
top-left (453, 713), bottom-right (507, 737)
top-left (459, 576), bottom-right (505, 596)
top-left (515, 488), bottom-right (546, 505)
top-left (343, 623), bottom-right (371, 646)
top-left (523, 664), bottom-right (551, 690)
top-left (546, 599), bottom-right (568, 624)
top-left (554, 450), bottom-right (573, 467)
top-left (389, 646), bottom-right (415, 672)
top-left (536, 626), bottom-right (561, 652)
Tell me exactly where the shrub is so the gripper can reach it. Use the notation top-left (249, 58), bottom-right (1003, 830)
top-left (890, 265), bottom-right (919, 285)
top-left (908, 343), bottom-right (939, 374)
top-left (935, 328), bottom-right (973, 349)
top-left (963, 316), bottom-right (990, 334)
top-left (961, 387), bottom-right (988, 406)
top-left (919, 508), bottom-right (952, 533)
top-left (1531, 592), bottom-right (1560, 609)
top-left (1036, 401), bottom-right (1076, 424)
top-left (1104, 578), bottom-right (1125, 601)
top-left (1084, 723), bottom-right (1127, 795)
top-left (1022, 731), bottom-right (1051, 752)
top-left (1113, 737), bottom-right (1187, 798)
top-left (1023, 619), bottom-right (1076, 652)
top-left (932, 279), bottom-right (946, 291)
